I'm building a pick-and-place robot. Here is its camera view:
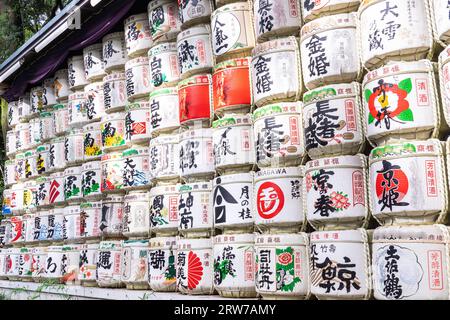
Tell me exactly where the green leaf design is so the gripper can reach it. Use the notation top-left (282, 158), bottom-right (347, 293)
top-left (368, 113), bottom-right (375, 124)
top-left (364, 89), bottom-right (372, 102)
top-left (91, 183), bottom-right (100, 192)
top-left (398, 78), bottom-right (412, 93)
top-left (397, 108), bottom-right (414, 122)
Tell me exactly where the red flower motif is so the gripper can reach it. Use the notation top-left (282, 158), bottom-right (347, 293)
top-left (368, 83), bottom-right (409, 121)
top-left (278, 252), bottom-right (293, 266)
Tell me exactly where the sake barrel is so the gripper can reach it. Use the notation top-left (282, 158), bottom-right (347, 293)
top-left (439, 46), bottom-right (450, 128)
top-left (84, 82), bottom-right (105, 123)
top-left (303, 82), bottom-right (364, 158)
top-left (150, 184), bottom-right (179, 235)
top-left (4, 160), bottom-right (16, 187)
top-left (300, 13), bottom-right (361, 90)
top-left (305, 155), bottom-right (369, 230)
top-left (363, 60), bottom-right (442, 146)
top-left (124, 13), bottom-right (153, 58)
top-left (47, 207), bottom-right (65, 244)
top-left (149, 87), bottom-right (180, 136)
top-left (68, 55), bottom-right (88, 90)
top-left (63, 166), bottom-right (82, 202)
top-left (53, 104), bottom-right (70, 136)
top-left (6, 130), bottom-right (16, 158)
top-left (10, 183), bottom-right (24, 215)
top-left (63, 204), bottom-right (82, 244)
top-left (0, 250), bottom-right (6, 280)
top-left (15, 123), bottom-right (31, 152)
top-left (212, 114), bottom-right (255, 173)
top-left (80, 202), bottom-right (102, 242)
top-left (176, 237), bottom-right (214, 295)
top-left (148, 0), bottom-right (181, 43)
top-left (302, 0), bottom-right (360, 22)
top-left (432, 0), bottom-right (450, 45)
top-left (213, 234), bottom-right (256, 298)
top-left (179, 128), bottom-right (215, 181)
top-left (49, 137), bottom-right (67, 173)
top-left (36, 144), bottom-right (51, 175)
top-left (18, 248), bottom-right (33, 281)
top-left (83, 43), bottom-right (106, 82)
top-left (24, 149), bottom-right (38, 179)
top-left (179, 0), bottom-right (214, 29)
top-left (178, 182), bottom-right (213, 237)
top-left (40, 111), bottom-right (55, 142)
top-left (122, 147), bottom-right (150, 190)
top-left (103, 73), bottom-right (127, 113)
top-left (7, 100), bottom-right (19, 129)
top-left (251, 37), bottom-right (302, 107)
top-left (22, 213), bottom-right (35, 246)
top-left (81, 161), bottom-right (102, 199)
top-left (255, 233), bottom-right (310, 299)
top-left (372, 224), bottom-right (450, 300)
top-left (97, 241), bottom-right (124, 288)
top-left (177, 24), bottom-right (214, 78)
top-left (213, 173), bottom-right (254, 232)
top-left (253, 102), bottom-right (305, 167)
top-left (121, 239), bottom-right (150, 290)
top-left (359, 0), bottom-right (434, 69)
top-left (30, 86), bottom-right (44, 115)
top-left (148, 42), bottom-right (181, 90)
top-left (369, 139), bottom-right (448, 225)
top-left (125, 101), bottom-right (151, 145)
top-left (61, 244), bottom-right (81, 285)
top-left (100, 195), bottom-right (124, 238)
top-left (65, 128), bottom-right (84, 165)
top-left (18, 93), bottom-right (32, 122)
top-left (125, 57), bottom-right (151, 101)
top-left (36, 177), bottom-right (51, 208)
top-left (212, 57), bottom-right (252, 116)
top-left (49, 171), bottom-right (66, 206)
top-left (83, 123), bottom-right (103, 161)
top-left (9, 216), bottom-right (24, 246)
top-left (101, 152), bottom-right (124, 193)
top-left (101, 112), bottom-right (127, 152)
top-left (255, 167), bottom-right (306, 232)
top-left (254, 0), bottom-right (302, 42)
top-left (310, 229), bottom-right (371, 299)
top-left (102, 32), bottom-right (127, 73)
top-left (5, 248), bottom-right (21, 281)
top-left (178, 74), bottom-right (213, 127)
top-left (43, 78), bottom-right (58, 108)
top-left (2, 189), bottom-right (12, 216)
top-left (78, 243), bottom-right (98, 286)
top-left (44, 246), bottom-right (63, 280)
top-left (38, 210), bottom-right (51, 244)
top-left (123, 191), bottom-right (150, 239)
top-left (29, 117), bottom-right (41, 147)
top-left (31, 247), bottom-right (48, 280)
top-left (1, 219), bottom-right (11, 246)
top-left (68, 92), bottom-right (88, 128)
top-left (148, 237), bottom-right (177, 291)
top-left (23, 180), bottom-right (38, 213)
top-left (54, 69), bottom-right (72, 102)
top-left (211, 2), bottom-right (256, 62)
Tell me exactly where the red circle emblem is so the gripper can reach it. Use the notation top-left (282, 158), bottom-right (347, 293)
top-left (257, 182), bottom-right (284, 219)
top-left (376, 168), bottom-right (409, 202)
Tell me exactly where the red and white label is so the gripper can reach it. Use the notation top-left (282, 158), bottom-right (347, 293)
top-left (257, 182), bottom-right (284, 219)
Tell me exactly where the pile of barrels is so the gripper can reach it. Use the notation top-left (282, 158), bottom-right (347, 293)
top-left (2, 0), bottom-right (450, 300)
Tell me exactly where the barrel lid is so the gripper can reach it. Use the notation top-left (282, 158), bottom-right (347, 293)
top-left (148, 41), bottom-right (177, 56)
top-left (252, 36), bottom-right (298, 57)
top-left (150, 133), bottom-right (179, 146)
top-left (305, 154), bottom-right (366, 172)
top-left (255, 233), bottom-right (308, 246)
top-left (103, 72), bottom-right (126, 82)
top-left (310, 229), bottom-right (366, 243)
top-left (103, 32), bottom-right (125, 41)
top-left (373, 225), bottom-right (449, 243)
top-left (214, 233), bottom-right (254, 245)
top-left (370, 139), bottom-right (442, 163)
top-left (363, 60), bottom-right (433, 86)
top-left (85, 82), bottom-right (103, 92)
top-left (212, 114), bottom-right (252, 128)
top-left (82, 160), bottom-right (101, 170)
top-left (179, 181), bottom-right (212, 193)
top-left (177, 237), bottom-right (212, 250)
top-left (149, 86), bottom-right (178, 98)
top-left (150, 237), bottom-right (177, 249)
top-left (253, 101), bottom-right (301, 121)
top-left (301, 12), bottom-right (356, 41)
top-left (213, 57), bottom-right (251, 74)
top-left (213, 173), bottom-right (253, 187)
top-left (126, 101), bottom-right (150, 111)
top-left (180, 128), bottom-right (213, 141)
top-left (83, 43), bottom-right (103, 52)
top-left (125, 56), bottom-right (149, 69)
top-left (178, 73), bottom-right (212, 89)
top-left (122, 147), bottom-right (149, 157)
top-left (124, 191), bottom-right (150, 202)
top-left (149, 184), bottom-right (180, 196)
top-left (99, 241), bottom-right (122, 250)
top-left (255, 166), bottom-right (304, 180)
top-left (303, 82), bottom-right (360, 105)
top-left (123, 239), bottom-right (149, 247)
top-left (124, 12), bottom-right (148, 24)
top-left (101, 152), bottom-right (123, 161)
top-left (177, 24), bottom-right (211, 43)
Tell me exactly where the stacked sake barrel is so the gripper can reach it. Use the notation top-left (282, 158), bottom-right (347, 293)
top-left (360, 0), bottom-right (450, 300)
